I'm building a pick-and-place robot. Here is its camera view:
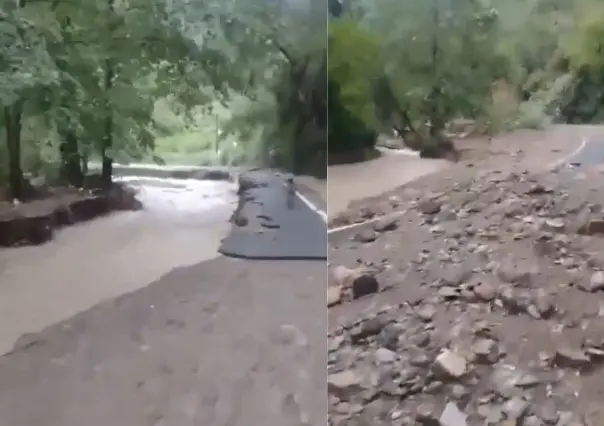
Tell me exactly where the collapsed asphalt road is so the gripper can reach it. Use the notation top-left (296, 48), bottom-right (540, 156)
top-left (219, 170), bottom-right (327, 260)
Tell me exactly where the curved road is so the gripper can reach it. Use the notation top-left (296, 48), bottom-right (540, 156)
top-left (0, 168), bottom-right (327, 426)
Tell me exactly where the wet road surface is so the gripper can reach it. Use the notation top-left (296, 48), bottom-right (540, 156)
top-left (219, 170), bottom-right (327, 260)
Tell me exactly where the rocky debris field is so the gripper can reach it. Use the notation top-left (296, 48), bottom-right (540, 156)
top-left (328, 166), bottom-right (604, 425)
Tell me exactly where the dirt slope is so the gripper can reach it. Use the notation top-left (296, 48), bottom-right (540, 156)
top-left (327, 125), bottom-right (604, 425)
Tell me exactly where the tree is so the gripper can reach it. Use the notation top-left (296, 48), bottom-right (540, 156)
top-left (0, 0), bottom-right (312, 199)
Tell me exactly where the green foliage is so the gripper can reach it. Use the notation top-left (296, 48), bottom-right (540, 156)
top-left (328, 19), bottom-right (381, 126)
top-left (329, 0), bottom-right (604, 159)
top-left (0, 0), bottom-right (328, 194)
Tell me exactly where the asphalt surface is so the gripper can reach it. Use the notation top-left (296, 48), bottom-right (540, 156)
top-left (219, 171), bottom-right (327, 260)
top-left (555, 139), bottom-right (604, 182)
top-left (568, 139), bottom-right (604, 169)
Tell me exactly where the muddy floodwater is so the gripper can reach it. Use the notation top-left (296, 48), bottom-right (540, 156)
top-left (0, 175), bottom-right (237, 355)
top-left (328, 149), bottom-right (450, 218)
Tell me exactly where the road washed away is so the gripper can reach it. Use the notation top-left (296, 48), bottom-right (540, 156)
top-left (0, 171), bottom-right (237, 355)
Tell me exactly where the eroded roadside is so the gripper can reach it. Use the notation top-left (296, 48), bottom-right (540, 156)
top-left (327, 125), bottom-right (604, 425)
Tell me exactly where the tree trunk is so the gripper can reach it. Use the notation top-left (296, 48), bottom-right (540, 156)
top-left (101, 60), bottom-right (114, 188)
top-left (101, 0), bottom-right (115, 189)
top-left (3, 104), bottom-right (24, 200)
top-left (428, 0), bottom-right (445, 140)
top-left (59, 130), bottom-right (83, 187)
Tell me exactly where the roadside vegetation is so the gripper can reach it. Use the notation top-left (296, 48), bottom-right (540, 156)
top-left (0, 0), bottom-right (327, 201)
top-left (328, 0), bottom-right (604, 160)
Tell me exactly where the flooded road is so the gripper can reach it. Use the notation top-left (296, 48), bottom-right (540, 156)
top-left (0, 174), bottom-right (237, 355)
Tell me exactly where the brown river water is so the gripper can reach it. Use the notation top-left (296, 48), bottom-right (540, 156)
top-left (0, 174), bottom-right (238, 355)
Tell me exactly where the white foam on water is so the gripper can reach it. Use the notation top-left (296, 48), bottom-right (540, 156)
top-left (115, 175), bottom-right (238, 217)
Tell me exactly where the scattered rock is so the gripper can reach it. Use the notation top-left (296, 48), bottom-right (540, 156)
top-left (328, 286), bottom-right (342, 307)
top-left (328, 370), bottom-right (363, 400)
top-left (373, 217), bottom-right (398, 232)
top-left (440, 402), bottom-right (468, 426)
top-left (578, 271), bottom-right (604, 293)
top-left (418, 199), bottom-right (442, 215)
top-left (473, 281), bottom-right (498, 301)
top-left (578, 219), bottom-right (604, 236)
top-left (433, 350), bottom-right (467, 379)
top-left (353, 229), bottom-right (378, 243)
top-left (542, 218), bottom-right (565, 232)
top-left (351, 274), bottom-right (379, 299)
top-left (332, 266), bottom-right (379, 299)
top-left (471, 338), bottom-right (499, 364)
top-left (553, 347), bottom-right (590, 368)
top-left (328, 166), bottom-right (604, 424)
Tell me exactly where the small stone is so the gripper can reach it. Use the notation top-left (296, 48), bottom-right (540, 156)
top-left (450, 384), bottom-right (469, 401)
top-left (417, 304), bottom-right (437, 321)
top-left (374, 348), bottom-right (397, 365)
top-left (438, 286), bottom-right (461, 300)
top-left (514, 373), bottom-right (541, 388)
top-left (378, 323), bottom-right (404, 350)
top-left (433, 350), bottom-right (467, 379)
top-left (353, 229), bottom-right (378, 243)
top-left (430, 224), bottom-right (445, 234)
top-left (374, 217), bottom-right (398, 232)
top-left (579, 271), bottom-right (604, 292)
top-left (503, 396), bottom-right (529, 421)
top-left (473, 281), bottom-right (497, 301)
top-left (328, 286), bottom-right (342, 307)
top-left (523, 416), bottom-right (544, 426)
top-left (351, 274), bottom-right (379, 299)
top-left (441, 266), bottom-right (473, 286)
top-left (328, 370), bottom-right (363, 400)
top-left (440, 402), bottom-right (467, 426)
top-left (416, 403), bottom-right (441, 426)
top-left (542, 218), bottom-right (565, 232)
top-left (578, 219), bottom-right (604, 236)
top-left (352, 317), bottom-right (386, 341)
top-left (495, 262), bottom-right (534, 286)
top-left (410, 352), bottom-right (431, 367)
top-left (532, 290), bottom-right (555, 318)
top-left (418, 200), bottom-right (442, 215)
top-left (554, 347), bottom-right (590, 368)
top-left (535, 400), bottom-right (558, 424)
top-left (471, 338), bottom-right (499, 364)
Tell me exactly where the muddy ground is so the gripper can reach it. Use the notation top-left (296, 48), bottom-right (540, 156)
top-left (327, 125), bottom-right (604, 425)
top-left (0, 257), bottom-right (327, 426)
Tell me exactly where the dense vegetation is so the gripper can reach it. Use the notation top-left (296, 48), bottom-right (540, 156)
top-left (0, 0), bottom-right (327, 200)
top-left (328, 0), bottom-right (604, 159)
